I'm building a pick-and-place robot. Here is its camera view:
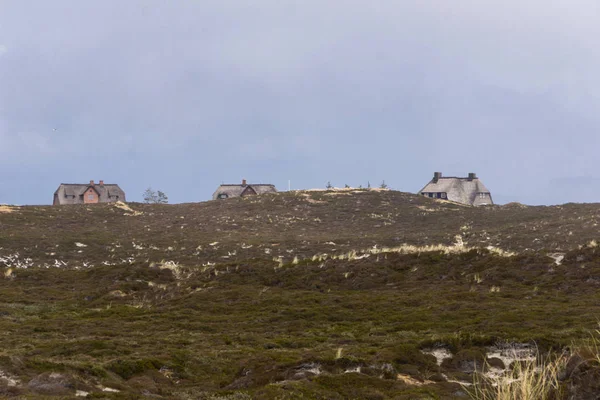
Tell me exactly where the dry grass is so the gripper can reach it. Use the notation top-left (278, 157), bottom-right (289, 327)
top-left (0, 205), bottom-right (16, 213)
top-left (3, 267), bottom-right (14, 280)
top-left (397, 373), bottom-right (435, 386)
top-left (304, 242), bottom-right (516, 265)
top-left (575, 324), bottom-right (600, 366)
top-left (469, 354), bottom-right (566, 400)
top-left (151, 260), bottom-right (192, 280)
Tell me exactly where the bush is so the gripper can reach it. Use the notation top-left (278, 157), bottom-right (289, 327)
top-left (106, 358), bottom-right (162, 380)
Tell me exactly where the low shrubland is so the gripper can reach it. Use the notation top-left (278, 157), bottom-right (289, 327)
top-left (1, 248), bottom-right (600, 397)
top-left (1, 190), bottom-right (600, 397)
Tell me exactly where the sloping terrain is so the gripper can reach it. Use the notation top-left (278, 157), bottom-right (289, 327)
top-left (2, 189), bottom-right (599, 268)
top-left (1, 190), bottom-right (600, 398)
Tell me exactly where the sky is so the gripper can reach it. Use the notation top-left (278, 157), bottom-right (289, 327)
top-left (1, 1), bottom-right (600, 205)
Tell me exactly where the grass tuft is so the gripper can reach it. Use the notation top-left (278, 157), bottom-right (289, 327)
top-left (469, 353), bottom-right (566, 400)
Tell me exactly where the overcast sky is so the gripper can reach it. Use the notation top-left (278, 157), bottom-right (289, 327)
top-left (1, 1), bottom-right (599, 205)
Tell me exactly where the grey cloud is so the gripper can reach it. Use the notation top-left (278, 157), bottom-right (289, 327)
top-left (0, 1), bottom-right (599, 204)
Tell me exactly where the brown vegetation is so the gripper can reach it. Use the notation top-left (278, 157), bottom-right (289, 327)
top-left (1, 190), bottom-right (600, 398)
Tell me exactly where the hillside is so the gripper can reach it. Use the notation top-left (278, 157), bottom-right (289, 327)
top-left (1, 189), bottom-right (599, 268)
top-left (1, 190), bottom-right (600, 398)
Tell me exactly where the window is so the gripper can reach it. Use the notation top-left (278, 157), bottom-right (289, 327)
top-left (218, 193), bottom-right (228, 199)
top-left (428, 193), bottom-right (433, 198)
top-left (479, 193), bottom-right (486, 199)
top-left (88, 194), bottom-right (94, 200)
top-left (441, 193), bottom-right (447, 199)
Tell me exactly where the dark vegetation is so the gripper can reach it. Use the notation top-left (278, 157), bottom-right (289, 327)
top-left (1, 190), bottom-right (600, 398)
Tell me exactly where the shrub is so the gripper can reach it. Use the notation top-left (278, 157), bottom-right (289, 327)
top-left (106, 358), bottom-right (162, 380)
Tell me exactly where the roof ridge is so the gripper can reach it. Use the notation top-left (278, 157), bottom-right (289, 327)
top-left (438, 177), bottom-right (479, 180)
top-left (59, 183), bottom-right (120, 186)
top-left (219, 183), bottom-right (275, 186)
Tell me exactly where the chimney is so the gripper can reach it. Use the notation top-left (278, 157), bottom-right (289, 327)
top-left (433, 172), bottom-right (442, 183)
top-left (90, 180), bottom-right (95, 186)
top-left (99, 180), bottom-right (104, 186)
top-left (468, 173), bottom-right (477, 181)
top-left (242, 179), bottom-right (247, 186)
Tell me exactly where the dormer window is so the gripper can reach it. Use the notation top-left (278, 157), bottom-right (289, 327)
top-left (218, 193), bottom-right (228, 199)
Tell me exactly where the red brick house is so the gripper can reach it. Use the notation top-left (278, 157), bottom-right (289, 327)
top-left (53, 180), bottom-right (126, 205)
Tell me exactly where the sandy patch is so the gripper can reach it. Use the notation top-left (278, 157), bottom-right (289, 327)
top-left (300, 194), bottom-right (327, 204)
top-left (486, 344), bottom-right (535, 368)
top-left (397, 373), bottom-right (434, 386)
top-left (422, 348), bottom-right (452, 366)
top-left (100, 386), bottom-right (120, 393)
top-left (108, 290), bottom-right (127, 298)
top-left (114, 201), bottom-right (142, 216)
top-left (548, 252), bottom-right (565, 266)
top-left (324, 191), bottom-right (352, 196)
top-left (417, 206), bottom-right (439, 212)
top-left (0, 369), bottom-right (20, 386)
top-left (0, 205), bottom-right (16, 213)
top-left (435, 199), bottom-right (471, 207)
top-left (502, 202), bottom-right (528, 209)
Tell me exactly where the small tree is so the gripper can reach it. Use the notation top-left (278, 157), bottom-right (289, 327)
top-left (326, 181), bottom-right (333, 189)
top-left (156, 190), bottom-right (168, 204)
top-left (143, 187), bottom-right (169, 204)
top-left (379, 180), bottom-right (388, 189)
top-left (344, 184), bottom-right (350, 188)
top-left (367, 181), bottom-right (371, 189)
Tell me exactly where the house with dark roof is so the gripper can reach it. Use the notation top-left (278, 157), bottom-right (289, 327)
top-left (418, 172), bottom-right (493, 206)
top-left (53, 180), bottom-right (126, 205)
top-left (212, 179), bottom-right (277, 200)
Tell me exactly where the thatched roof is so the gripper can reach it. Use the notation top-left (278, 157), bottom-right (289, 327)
top-left (418, 173), bottom-right (493, 206)
top-left (54, 182), bottom-right (126, 205)
top-left (212, 183), bottom-right (277, 200)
